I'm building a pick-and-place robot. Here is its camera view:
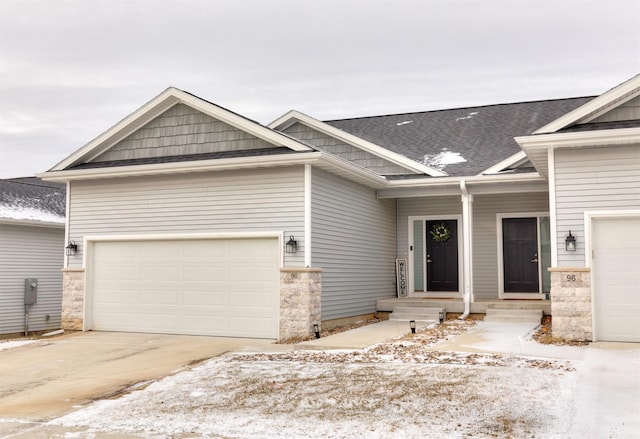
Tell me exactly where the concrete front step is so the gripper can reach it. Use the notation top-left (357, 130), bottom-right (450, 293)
top-left (389, 306), bottom-right (445, 322)
top-left (484, 308), bottom-right (543, 323)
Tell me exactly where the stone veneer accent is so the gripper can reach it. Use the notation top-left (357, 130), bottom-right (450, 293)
top-left (549, 267), bottom-right (592, 342)
top-left (61, 268), bottom-right (85, 331)
top-left (279, 268), bottom-right (322, 341)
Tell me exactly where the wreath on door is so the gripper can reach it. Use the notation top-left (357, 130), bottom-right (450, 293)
top-left (430, 222), bottom-right (452, 242)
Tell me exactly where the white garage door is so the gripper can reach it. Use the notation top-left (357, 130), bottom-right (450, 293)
top-left (90, 238), bottom-right (279, 339)
top-left (593, 217), bottom-right (640, 342)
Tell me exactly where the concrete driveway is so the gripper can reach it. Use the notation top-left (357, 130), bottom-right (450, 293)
top-left (0, 331), bottom-right (274, 435)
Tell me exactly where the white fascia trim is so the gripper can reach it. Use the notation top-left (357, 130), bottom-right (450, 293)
top-left (534, 75), bottom-right (640, 134)
top-left (269, 110), bottom-right (448, 177)
top-left (386, 172), bottom-right (544, 189)
top-left (516, 127), bottom-right (640, 150)
top-left (317, 152), bottom-right (390, 187)
top-left (52, 88), bottom-right (311, 172)
top-left (38, 152), bottom-right (324, 182)
top-left (0, 218), bottom-right (65, 228)
top-left (480, 151), bottom-right (529, 175)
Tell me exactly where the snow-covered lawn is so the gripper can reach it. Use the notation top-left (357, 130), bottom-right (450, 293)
top-left (0, 339), bottom-right (37, 351)
top-left (49, 321), bottom-right (586, 439)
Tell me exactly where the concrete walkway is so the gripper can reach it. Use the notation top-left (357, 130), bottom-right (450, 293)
top-left (294, 320), bottom-right (429, 350)
top-left (0, 331), bottom-right (273, 435)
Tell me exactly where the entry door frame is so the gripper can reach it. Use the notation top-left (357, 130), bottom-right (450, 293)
top-left (497, 212), bottom-right (549, 299)
top-left (408, 215), bottom-right (463, 298)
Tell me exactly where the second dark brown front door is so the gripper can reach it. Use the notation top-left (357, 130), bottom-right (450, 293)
top-left (503, 217), bottom-right (539, 293)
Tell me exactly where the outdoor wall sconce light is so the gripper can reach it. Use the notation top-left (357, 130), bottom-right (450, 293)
top-left (313, 323), bottom-right (320, 339)
top-left (285, 235), bottom-right (298, 254)
top-left (565, 231), bottom-right (576, 252)
top-left (66, 240), bottom-right (78, 257)
top-left (439, 311), bottom-right (445, 324)
top-left (409, 320), bottom-right (416, 334)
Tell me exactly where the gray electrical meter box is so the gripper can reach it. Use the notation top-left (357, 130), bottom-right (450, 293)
top-left (24, 278), bottom-right (38, 305)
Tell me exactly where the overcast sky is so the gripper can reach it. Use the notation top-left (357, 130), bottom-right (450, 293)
top-left (0, 0), bottom-right (638, 179)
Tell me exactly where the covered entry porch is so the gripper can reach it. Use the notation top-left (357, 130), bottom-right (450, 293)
top-left (377, 297), bottom-right (551, 316)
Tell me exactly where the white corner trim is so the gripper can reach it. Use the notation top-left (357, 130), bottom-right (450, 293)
top-left (304, 164), bottom-right (312, 267)
top-left (548, 148), bottom-right (558, 267)
top-left (269, 110), bottom-right (448, 177)
top-left (534, 75), bottom-right (640, 134)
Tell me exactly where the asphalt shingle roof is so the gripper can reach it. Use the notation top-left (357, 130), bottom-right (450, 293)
top-left (0, 177), bottom-right (66, 223)
top-left (325, 97), bottom-right (594, 176)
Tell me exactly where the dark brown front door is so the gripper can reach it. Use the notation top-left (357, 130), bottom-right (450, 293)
top-left (503, 217), bottom-right (539, 292)
top-left (426, 220), bottom-right (459, 292)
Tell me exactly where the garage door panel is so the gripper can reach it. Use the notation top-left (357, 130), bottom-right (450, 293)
top-left (91, 238), bottom-right (279, 338)
top-left (593, 217), bottom-right (640, 342)
top-left (183, 292), bottom-right (227, 306)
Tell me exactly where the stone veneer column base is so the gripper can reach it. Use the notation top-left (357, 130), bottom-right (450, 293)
top-left (549, 267), bottom-right (592, 342)
top-left (279, 268), bottom-right (322, 341)
top-left (62, 268), bottom-right (85, 331)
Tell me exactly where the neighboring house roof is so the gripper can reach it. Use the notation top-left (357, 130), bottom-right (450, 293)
top-left (0, 177), bottom-right (66, 225)
top-left (324, 97), bottom-right (594, 177)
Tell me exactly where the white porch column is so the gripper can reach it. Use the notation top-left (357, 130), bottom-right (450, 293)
top-left (460, 181), bottom-right (474, 311)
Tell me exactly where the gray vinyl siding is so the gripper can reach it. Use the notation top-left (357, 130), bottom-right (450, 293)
top-left (472, 193), bottom-right (549, 299)
top-left (92, 104), bottom-right (274, 162)
top-left (283, 122), bottom-right (415, 175)
top-left (311, 168), bottom-right (397, 321)
top-left (0, 223), bottom-right (64, 334)
top-left (554, 144), bottom-right (640, 266)
top-left (67, 167), bottom-right (305, 268)
top-left (590, 95), bottom-right (640, 123)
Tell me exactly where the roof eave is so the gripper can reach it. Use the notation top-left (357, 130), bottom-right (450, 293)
top-left (0, 217), bottom-right (65, 228)
top-left (534, 75), bottom-right (640, 134)
top-left (516, 127), bottom-right (640, 177)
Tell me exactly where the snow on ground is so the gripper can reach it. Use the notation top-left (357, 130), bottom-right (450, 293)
top-left (0, 339), bottom-right (37, 351)
top-left (49, 321), bottom-right (587, 439)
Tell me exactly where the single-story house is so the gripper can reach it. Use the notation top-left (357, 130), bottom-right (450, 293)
top-left (0, 177), bottom-right (66, 336)
top-left (39, 74), bottom-right (640, 342)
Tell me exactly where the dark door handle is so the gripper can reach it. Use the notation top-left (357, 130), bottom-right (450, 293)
top-left (530, 252), bottom-right (538, 263)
